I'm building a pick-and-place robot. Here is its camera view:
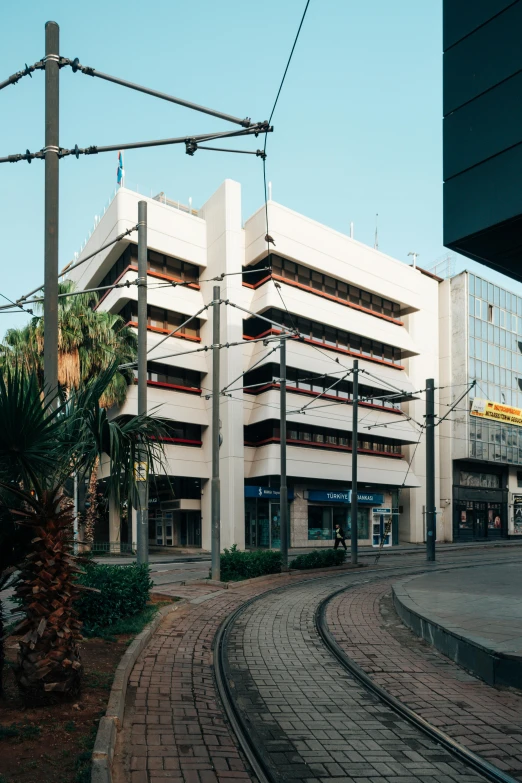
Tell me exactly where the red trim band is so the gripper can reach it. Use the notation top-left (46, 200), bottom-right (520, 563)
top-left (243, 328), bottom-right (405, 370)
top-left (244, 436), bottom-right (404, 457)
top-left (243, 272), bottom-right (404, 326)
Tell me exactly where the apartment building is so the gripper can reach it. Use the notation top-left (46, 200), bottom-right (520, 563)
top-left (439, 271), bottom-right (522, 542)
top-left (70, 180), bottom-right (440, 551)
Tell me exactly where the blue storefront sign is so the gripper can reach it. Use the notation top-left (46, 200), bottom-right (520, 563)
top-left (244, 486), bottom-right (295, 500)
top-left (307, 490), bottom-right (384, 505)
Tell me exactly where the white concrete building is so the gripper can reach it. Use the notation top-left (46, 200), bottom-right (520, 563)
top-left (439, 270), bottom-right (522, 542)
top-left (70, 180), bottom-right (440, 551)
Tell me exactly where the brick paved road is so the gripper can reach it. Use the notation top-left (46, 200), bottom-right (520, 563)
top-left (227, 576), bottom-right (489, 783)
top-left (326, 576), bottom-right (522, 780)
top-left (115, 551), bottom-right (521, 783)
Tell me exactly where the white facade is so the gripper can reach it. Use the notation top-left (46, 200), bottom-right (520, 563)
top-left (70, 181), bottom-right (440, 550)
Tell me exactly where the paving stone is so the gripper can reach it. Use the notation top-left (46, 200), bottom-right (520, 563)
top-left (116, 550), bottom-right (521, 783)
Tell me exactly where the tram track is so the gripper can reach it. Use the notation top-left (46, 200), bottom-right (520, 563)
top-left (214, 553), bottom-right (522, 783)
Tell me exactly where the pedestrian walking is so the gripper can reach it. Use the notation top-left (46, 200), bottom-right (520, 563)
top-left (334, 523), bottom-right (347, 550)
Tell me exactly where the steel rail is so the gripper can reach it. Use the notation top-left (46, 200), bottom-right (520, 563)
top-left (214, 554), bottom-right (522, 783)
top-left (316, 585), bottom-right (519, 783)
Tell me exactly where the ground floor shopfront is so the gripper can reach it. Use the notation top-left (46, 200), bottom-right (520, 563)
top-left (146, 476), bottom-right (202, 549)
top-left (245, 482), bottom-right (400, 549)
top-left (453, 462), bottom-right (508, 541)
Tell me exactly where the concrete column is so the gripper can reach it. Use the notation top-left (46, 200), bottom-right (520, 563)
top-left (131, 507), bottom-right (138, 553)
top-left (199, 180), bottom-right (246, 551)
top-left (109, 491), bottom-right (121, 553)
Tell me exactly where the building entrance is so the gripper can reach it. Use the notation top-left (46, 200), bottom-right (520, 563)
top-left (151, 510), bottom-right (201, 547)
top-left (456, 501), bottom-right (504, 540)
top-left (245, 499), bottom-right (288, 549)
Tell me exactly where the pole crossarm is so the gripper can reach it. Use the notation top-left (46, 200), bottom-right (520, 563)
top-left (65, 58), bottom-right (255, 128)
top-left (220, 343), bottom-right (280, 396)
top-left (0, 59), bottom-right (45, 91)
top-left (294, 370), bottom-right (353, 415)
top-left (435, 380), bottom-right (476, 426)
top-left (0, 125), bottom-right (273, 165)
top-left (0, 225), bottom-right (139, 310)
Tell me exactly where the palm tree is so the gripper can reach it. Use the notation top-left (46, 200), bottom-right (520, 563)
top-left (0, 364), bottom-right (165, 699)
top-left (1, 280), bottom-right (136, 408)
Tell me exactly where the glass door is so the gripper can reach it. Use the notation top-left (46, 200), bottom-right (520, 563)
top-left (473, 503), bottom-right (486, 538)
top-left (270, 503), bottom-right (281, 549)
top-left (257, 500), bottom-right (270, 548)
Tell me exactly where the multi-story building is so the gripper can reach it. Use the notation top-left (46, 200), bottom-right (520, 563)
top-left (70, 180), bottom-right (440, 551)
top-left (439, 271), bottom-right (522, 542)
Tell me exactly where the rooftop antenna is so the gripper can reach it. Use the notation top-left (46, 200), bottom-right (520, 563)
top-left (189, 196), bottom-right (193, 213)
top-left (408, 251), bottom-right (419, 269)
top-left (374, 213), bottom-right (379, 250)
top-left (350, 221), bottom-right (354, 239)
top-left (268, 181), bottom-right (272, 201)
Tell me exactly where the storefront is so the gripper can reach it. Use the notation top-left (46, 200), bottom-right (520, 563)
top-left (305, 490), bottom-right (395, 547)
top-left (453, 465), bottom-right (508, 540)
top-left (244, 483), bottom-right (398, 549)
top-left (148, 476), bottom-right (202, 548)
top-left (245, 486), bottom-right (293, 549)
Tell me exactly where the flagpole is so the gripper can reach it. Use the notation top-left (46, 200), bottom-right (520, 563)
top-left (122, 149), bottom-right (125, 188)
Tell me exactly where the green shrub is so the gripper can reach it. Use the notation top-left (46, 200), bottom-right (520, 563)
top-left (219, 545), bottom-right (282, 582)
top-left (290, 548), bottom-right (346, 570)
top-left (76, 563), bottom-right (152, 635)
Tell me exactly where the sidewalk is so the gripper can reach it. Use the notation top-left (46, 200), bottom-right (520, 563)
top-left (95, 537), bottom-right (522, 566)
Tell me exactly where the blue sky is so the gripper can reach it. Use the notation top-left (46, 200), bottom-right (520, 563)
top-left (0, 0), bottom-right (519, 332)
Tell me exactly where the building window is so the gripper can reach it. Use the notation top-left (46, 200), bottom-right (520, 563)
top-left (244, 420), bottom-right (403, 456)
top-left (517, 471), bottom-right (522, 488)
top-left (242, 255), bottom-right (401, 320)
top-left (159, 420), bottom-right (202, 445)
top-left (135, 362), bottom-right (201, 391)
top-left (120, 302), bottom-right (200, 338)
top-left (242, 362), bottom-right (402, 410)
top-left (459, 471), bottom-right (500, 488)
top-left (243, 308), bottom-right (403, 367)
top-left (98, 244), bottom-right (200, 291)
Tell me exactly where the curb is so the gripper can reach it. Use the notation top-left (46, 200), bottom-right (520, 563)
top-left (392, 578), bottom-right (522, 691)
top-left (90, 601), bottom-right (184, 783)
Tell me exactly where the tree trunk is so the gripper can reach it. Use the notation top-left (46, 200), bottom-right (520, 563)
top-left (12, 492), bottom-right (87, 700)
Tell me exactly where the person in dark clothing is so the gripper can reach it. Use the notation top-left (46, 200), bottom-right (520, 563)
top-left (334, 523), bottom-right (347, 550)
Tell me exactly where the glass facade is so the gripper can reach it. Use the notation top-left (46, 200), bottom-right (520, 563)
top-left (468, 273), bottom-right (522, 464)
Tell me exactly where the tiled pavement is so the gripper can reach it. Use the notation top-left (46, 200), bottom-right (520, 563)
top-left (326, 576), bottom-right (522, 781)
top-left (226, 577), bottom-right (487, 783)
top-left (115, 551), bottom-right (522, 783)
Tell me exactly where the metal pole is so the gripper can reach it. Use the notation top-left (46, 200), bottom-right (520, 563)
top-left (426, 378), bottom-right (436, 562)
top-left (211, 286), bottom-right (221, 581)
top-left (351, 359), bottom-right (359, 565)
top-left (136, 201), bottom-right (149, 565)
top-left (280, 337), bottom-right (288, 568)
top-left (44, 21), bottom-right (60, 403)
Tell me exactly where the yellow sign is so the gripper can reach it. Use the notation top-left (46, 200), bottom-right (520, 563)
top-left (134, 461), bottom-right (148, 481)
top-left (470, 398), bottom-right (522, 427)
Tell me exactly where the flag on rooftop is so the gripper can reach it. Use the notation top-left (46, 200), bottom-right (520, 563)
top-left (117, 151), bottom-right (124, 186)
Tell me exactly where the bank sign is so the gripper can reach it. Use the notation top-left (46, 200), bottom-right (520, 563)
top-left (307, 490), bottom-right (384, 505)
top-left (244, 486), bottom-right (295, 500)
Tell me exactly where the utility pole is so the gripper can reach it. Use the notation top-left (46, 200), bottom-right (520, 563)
top-left (279, 336), bottom-right (288, 568)
top-left (351, 359), bottom-right (359, 565)
top-left (426, 378), bottom-right (436, 562)
top-left (211, 286), bottom-right (221, 581)
top-left (136, 201), bottom-right (149, 565)
top-left (44, 21), bottom-right (60, 402)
